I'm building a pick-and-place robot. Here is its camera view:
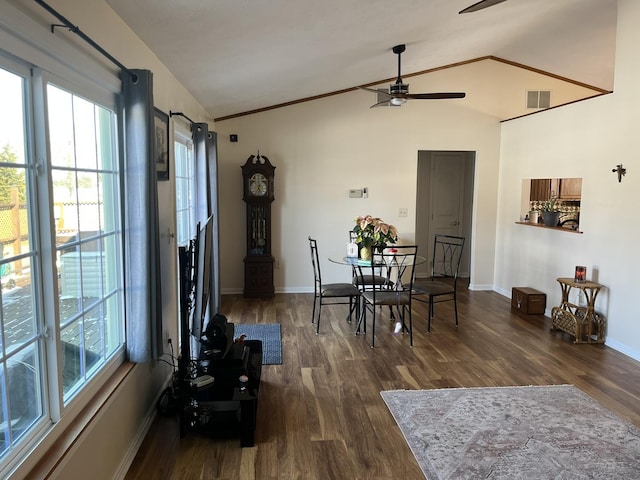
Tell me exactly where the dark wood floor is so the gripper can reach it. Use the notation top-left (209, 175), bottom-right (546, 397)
top-left (125, 285), bottom-right (640, 480)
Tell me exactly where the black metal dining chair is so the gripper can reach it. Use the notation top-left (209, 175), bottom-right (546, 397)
top-left (413, 234), bottom-right (465, 332)
top-left (354, 245), bottom-right (418, 347)
top-left (308, 237), bottom-right (361, 334)
top-left (351, 263), bottom-right (391, 292)
top-left (347, 232), bottom-right (397, 327)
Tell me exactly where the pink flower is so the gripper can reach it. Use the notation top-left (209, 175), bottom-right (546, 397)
top-left (352, 214), bottom-right (398, 247)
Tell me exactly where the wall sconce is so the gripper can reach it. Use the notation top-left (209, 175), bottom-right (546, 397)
top-left (612, 164), bottom-right (626, 182)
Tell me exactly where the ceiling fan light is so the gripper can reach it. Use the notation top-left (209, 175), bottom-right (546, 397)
top-left (390, 97), bottom-right (406, 106)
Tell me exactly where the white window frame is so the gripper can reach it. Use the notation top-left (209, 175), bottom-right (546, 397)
top-left (174, 124), bottom-right (195, 349)
top-left (0, 54), bottom-right (125, 478)
top-left (40, 72), bottom-right (126, 408)
top-left (174, 125), bottom-right (196, 247)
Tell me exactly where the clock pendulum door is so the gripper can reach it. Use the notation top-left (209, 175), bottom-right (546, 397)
top-left (249, 205), bottom-right (267, 254)
top-left (244, 204), bottom-right (274, 297)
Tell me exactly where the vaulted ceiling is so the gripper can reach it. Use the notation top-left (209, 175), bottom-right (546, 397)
top-left (105, 0), bottom-right (617, 120)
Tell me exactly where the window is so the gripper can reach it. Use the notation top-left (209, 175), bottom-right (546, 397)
top-left (0, 57), bottom-right (124, 470)
top-left (46, 82), bottom-right (124, 403)
top-left (174, 130), bottom-right (195, 247)
top-left (519, 178), bottom-right (582, 232)
top-left (0, 63), bottom-right (43, 461)
top-left (174, 129), bottom-right (195, 347)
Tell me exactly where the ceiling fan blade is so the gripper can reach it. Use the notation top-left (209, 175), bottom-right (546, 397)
top-left (361, 44), bottom-right (465, 107)
top-left (370, 99), bottom-right (398, 108)
top-left (459, 0), bottom-right (507, 14)
top-left (407, 92), bottom-right (466, 99)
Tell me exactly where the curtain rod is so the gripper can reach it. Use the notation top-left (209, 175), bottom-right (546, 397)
top-left (34, 0), bottom-right (135, 80)
top-left (170, 111), bottom-right (209, 127)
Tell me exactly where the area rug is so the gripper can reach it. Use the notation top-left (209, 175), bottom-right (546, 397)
top-left (381, 385), bottom-right (640, 479)
top-left (233, 323), bottom-right (282, 365)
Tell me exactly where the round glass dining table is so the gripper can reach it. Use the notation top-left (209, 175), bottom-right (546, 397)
top-left (328, 255), bottom-right (426, 266)
top-left (328, 252), bottom-right (426, 341)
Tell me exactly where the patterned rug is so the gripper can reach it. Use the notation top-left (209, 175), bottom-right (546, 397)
top-left (381, 385), bottom-right (640, 479)
top-left (233, 323), bottom-right (282, 365)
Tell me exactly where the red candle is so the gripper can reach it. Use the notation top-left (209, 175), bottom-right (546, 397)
top-left (575, 266), bottom-right (586, 282)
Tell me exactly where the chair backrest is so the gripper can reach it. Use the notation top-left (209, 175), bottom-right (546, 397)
top-left (363, 245), bottom-right (418, 293)
top-left (308, 236), bottom-right (322, 290)
top-left (431, 235), bottom-right (465, 281)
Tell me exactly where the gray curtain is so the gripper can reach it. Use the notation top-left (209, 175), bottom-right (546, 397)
top-left (122, 69), bottom-right (163, 362)
top-left (192, 123), bottom-right (220, 325)
top-left (208, 131), bottom-right (221, 316)
top-left (193, 123), bottom-right (211, 220)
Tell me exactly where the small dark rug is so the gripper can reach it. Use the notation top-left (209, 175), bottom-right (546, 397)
top-left (381, 385), bottom-right (640, 479)
top-left (234, 323), bottom-right (282, 365)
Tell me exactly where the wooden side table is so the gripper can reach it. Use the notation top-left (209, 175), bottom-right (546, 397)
top-left (551, 277), bottom-right (606, 344)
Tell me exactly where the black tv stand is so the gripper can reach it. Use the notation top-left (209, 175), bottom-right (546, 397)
top-left (189, 335), bottom-right (262, 447)
top-left (177, 244), bottom-right (262, 447)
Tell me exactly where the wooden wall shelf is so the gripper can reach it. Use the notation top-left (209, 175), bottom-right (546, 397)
top-left (515, 222), bottom-right (583, 234)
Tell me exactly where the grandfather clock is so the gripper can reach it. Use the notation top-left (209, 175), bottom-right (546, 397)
top-left (242, 153), bottom-right (275, 298)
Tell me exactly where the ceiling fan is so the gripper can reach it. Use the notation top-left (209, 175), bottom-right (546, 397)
top-left (359, 44), bottom-right (466, 108)
top-left (459, 0), bottom-right (508, 14)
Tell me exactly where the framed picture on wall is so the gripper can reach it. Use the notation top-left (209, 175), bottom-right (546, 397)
top-left (154, 108), bottom-right (169, 181)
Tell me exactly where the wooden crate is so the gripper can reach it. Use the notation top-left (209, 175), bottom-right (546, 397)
top-left (511, 287), bottom-right (546, 315)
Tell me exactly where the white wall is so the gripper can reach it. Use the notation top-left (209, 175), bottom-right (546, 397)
top-left (215, 59), bottom-right (596, 294)
top-left (495, 0), bottom-right (640, 360)
top-left (2, 0), bottom-right (630, 476)
top-left (217, 86), bottom-right (499, 293)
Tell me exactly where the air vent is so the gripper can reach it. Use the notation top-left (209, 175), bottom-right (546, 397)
top-left (526, 90), bottom-right (551, 109)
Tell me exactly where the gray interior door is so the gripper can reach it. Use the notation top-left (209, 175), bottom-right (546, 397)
top-left (416, 151), bottom-right (474, 278)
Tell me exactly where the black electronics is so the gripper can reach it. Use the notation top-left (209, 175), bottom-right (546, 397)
top-left (176, 219), bottom-right (262, 446)
top-left (192, 215), bottom-right (214, 342)
top-left (200, 315), bottom-right (233, 360)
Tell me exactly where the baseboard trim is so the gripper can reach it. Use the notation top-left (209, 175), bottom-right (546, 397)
top-left (469, 283), bottom-right (496, 291)
top-left (493, 287), bottom-right (640, 365)
top-left (599, 339), bottom-right (640, 363)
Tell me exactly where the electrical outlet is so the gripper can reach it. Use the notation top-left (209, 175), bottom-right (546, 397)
top-left (399, 208), bottom-right (408, 217)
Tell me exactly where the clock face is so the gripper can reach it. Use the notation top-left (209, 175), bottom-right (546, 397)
top-left (249, 173), bottom-right (268, 196)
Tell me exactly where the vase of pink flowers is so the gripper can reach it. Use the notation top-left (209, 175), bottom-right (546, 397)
top-left (352, 215), bottom-right (398, 260)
